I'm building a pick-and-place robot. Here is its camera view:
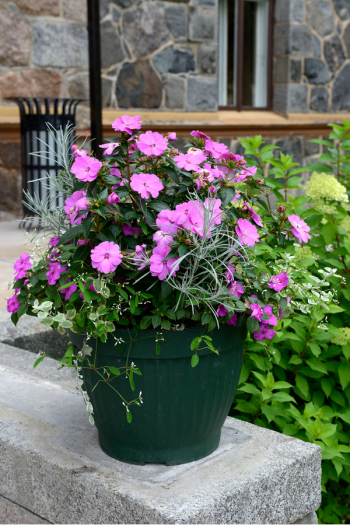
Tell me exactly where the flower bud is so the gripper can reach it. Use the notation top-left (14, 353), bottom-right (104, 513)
top-left (278, 205), bottom-right (286, 213)
top-left (168, 132), bottom-right (177, 141)
top-left (107, 192), bottom-right (121, 205)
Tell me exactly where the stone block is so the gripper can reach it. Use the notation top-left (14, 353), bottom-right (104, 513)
top-left (276, 136), bottom-right (303, 166)
top-left (68, 72), bottom-right (89, 100)
top-left (189, 7), bottom-right (216, 42)
top-left (187, 77), bottom-right (217, 111)
top-left (198, 44), bottom-right (216, 74)
top-left (0, 339), bottom-right (322, 525)
top-left (99, 0), bottom-right (109, 18)
top-left (33, 22), bottom-right (88, 68)
top-left (290, 24), bottom-right (312, 55)
top-left (123, 5), bottom-right (170, 58)
top-left (273, 85), bottom-right (288, 114)
top-left (304, 58), bottom-right (330, 84)
top-left (0, 70), bottom-right (61, 99)
top-left (116, 60), bottom-right (162, 109)
top-left (274, 57), bottom-right (301, 83)
top-left (290, 0), bottom-right (304, 22)
top-left (307, 0), bottom-right (335, 37)
top-left (0, 141), bottom-right (21, 170)
top-left (289, 84), bottom-right (308, 112)
top-left (164, 4), bottom-right (187, 40)
top-left (100, 21), bottom-right (125, 69)
top-left (304, 138), bottom-right (320, 157)
top-left (312, 35), bottom-right (321, 57)
top-left (310, 87), bottom-right (329, 112)
top-left (153, 46), bottom-right (195, 74)
top-left (274, 24), bottom-right (312, 56)
top-left (63, 0), bottom-right (86, 22)
top-left (101, 77), bottom-right (113, 107)
top-left (333, 0), bottom-right (350, 20)
top-left (16, 0), bottom-right (59, 16)
top-left (344, 23), bottom-right (350, 57)
top-left (0, 494), bottom-right (49, 524)
top-left (164, 76), bottom-right (186, 109)
top-left (112, 5), bottom-right (122, 23)
top-left (274, 0), bottom-right (289, 22)
top-left (0, 8), bottom-right (31, 67)
top-left (332, 63), bottom-right (350, 110)
top-left (324, 35), bottom-right (345, 73)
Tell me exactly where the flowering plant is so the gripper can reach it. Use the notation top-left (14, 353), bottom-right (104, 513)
top-left (8, 118), bottom-right (334, 420)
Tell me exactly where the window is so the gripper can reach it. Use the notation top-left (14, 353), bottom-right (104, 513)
top-left (218, 0), bottom-right (273, 109)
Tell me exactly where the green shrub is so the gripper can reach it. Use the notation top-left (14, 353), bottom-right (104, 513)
top-left (231, 123), bottom-right (350, 524)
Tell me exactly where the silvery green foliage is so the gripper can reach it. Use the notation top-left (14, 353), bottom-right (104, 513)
top-left (20, 123), bottom-right (90, 235)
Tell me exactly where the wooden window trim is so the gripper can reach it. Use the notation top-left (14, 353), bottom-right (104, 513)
top-left (218, 0), bottom-right (274, 111)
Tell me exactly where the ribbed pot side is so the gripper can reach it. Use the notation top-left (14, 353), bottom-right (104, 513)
top-left (70, 322), bottom-right (246, 466)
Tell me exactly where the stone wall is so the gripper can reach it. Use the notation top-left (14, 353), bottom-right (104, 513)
top-left (274, 0), bottom-right (350, 113)
top-left (0, 0), bottom-right (219, 113)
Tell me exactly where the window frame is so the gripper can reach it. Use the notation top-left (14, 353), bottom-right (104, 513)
top-left (218, 0), bottom-right (274, 111)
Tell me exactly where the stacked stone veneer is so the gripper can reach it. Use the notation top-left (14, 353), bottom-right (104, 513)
top-left (0, 0), bottom-right (218, 113)
top-left (274, 0), bottom-right (350, 113)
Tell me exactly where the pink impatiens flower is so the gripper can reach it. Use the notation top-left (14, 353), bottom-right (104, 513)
top-left (99, 142), bottom-right (119, 155)
top-left (150, 245), bottom-right (179, 281)
top-left (71, 145), bottom-right (88, 158)
top-left (91, 241), bottom-right (123, 274)
top-left (168, 132), bottom-right (177, 141)
top-left (59, 279), bottom-right (78, 301)
top-left (216, 304), bottom-right (228, 317)
top-left (130, 173), bottom-right (164, 199)
top-left (107, 192), bottom-right (121, 205)
top-left (137, 130), bottom-right (168, 157)
top-left (190, 130), bottom-right (211, 141)
top-left (227, 312), bottom-right (238, 326)
top-left (225, 264), bottom-right (235, 283)
top-left (112, 115), bottom-right (142, 134)
top-left (156, 209), bottom-right (179, 234)
top-left (262, 305), bottom-right (278, 327)
top-left (63, 190), bottom-right (89, 225)
top-left (251, 303), bottom-right (263, 322)
top-left (205, 140), bottom-right (228, 159)
top-left (288, 214), bottom-right (311, 244)
top-left (46, 263), bottom-right (67, 286)
top-left (235, 219), bottom-right (260, 247)
top-left (7, 294), bottom-right (20, 314)
top-left (229, 281), bottom-right (245, 299)
top-left (153, 230), bottom-right (174, 246)
top-left (49, 237), bottom-right (60, 247)
top-left (173, 152), bottom-right (206, 172)
top-left (14, 254), bottom-right (31, 280)
top-left (268, 271), bottom-right (289, 292)
top-left (134, 244), bottom-right (148, 270)
top-left (122, 224), bottom-right (142, 237)
top-left (243, 202), bottom-right (263, 227)
top-left (70, 156), bottom-right (102, 182)
top-left (253, 324), bottom-right (276, 342)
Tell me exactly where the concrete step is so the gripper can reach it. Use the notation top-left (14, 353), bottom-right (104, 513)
top-left (0, 340), bottom-right (321, 524)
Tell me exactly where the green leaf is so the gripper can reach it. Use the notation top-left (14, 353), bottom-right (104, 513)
top-left (330, 390), bottom-right (345, 407)
top-left (58, 225), bottom-right (84, 246)
top-left (119, 288), bottom-right (128, 300)
top-left (191, 354), bottom-right (199, 367)
top-left (306, 358), bottom-right (328, 375)
top-left (321, 378), bottom-right (332, 398)
top-left (307, 343), bottom-right (321, 358)
top-left (283, 424), bottom-right (298, 436)
top-left (176, 308), bottom-right (185, 320)
top-left (108, 366), bottom-right (120, 376)
top-left (33, 356), bottom-right (43, 368)
top-left (238, 383), bottom-right (261, 396)
top-left (289, 355), bottom-right (302, 365)
top-left (161, 319), bottom-right (171, 330)
top-left (304, 162), bottom-right (334, 173)
top-left (140, 316), bottom-right (153, 329)
top-left (165, 309), bottom-right (176, 320)
top-left (191, 337), bottom-right (200, 351)
top-left (338, 363), bottom-right (350, 390)
top-left (140, 222), bottom-right (148, 235)
top-left (272, 381), bottom-right (293, 389)
top-left (296, 375), bottom-right (309, 397)
top-left (152, 314), bottom-right (161, 328)
top-left (247, 316), bottom-right (259, 333)
top-left (126, 411), bottom-right (132, 423)
top-left (322, 222), bottom-right (337, 244)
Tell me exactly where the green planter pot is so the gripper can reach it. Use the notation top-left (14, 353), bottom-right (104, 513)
top-left (70, 322), bottom-right (246, 466)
